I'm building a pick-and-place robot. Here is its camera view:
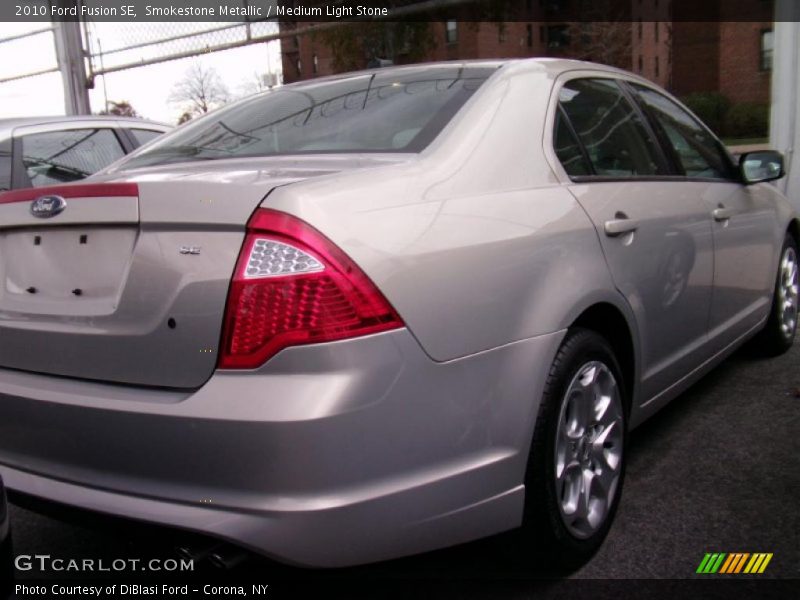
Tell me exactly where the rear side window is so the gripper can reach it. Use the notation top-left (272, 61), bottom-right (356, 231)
top-left (0, 136), bottom-right (10, 191)
top-left (553, 109), bottom-right (591, 176)
top-left (20, 128), bottom-right (126, 187)
top-left (632, 85), bottom-right (735, 180)
top-left (122, 66), bottom-right (494, 169)
top-left (129, 128), bottom-right (164, 146)
top-left (557, 78), bottom-right (666, 177)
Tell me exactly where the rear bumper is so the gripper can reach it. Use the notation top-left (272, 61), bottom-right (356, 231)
top-left (0, 328), bottom-right (563, 567)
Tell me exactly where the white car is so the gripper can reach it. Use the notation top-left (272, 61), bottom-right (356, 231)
top-left (0, 115), bottom-right (169, 191)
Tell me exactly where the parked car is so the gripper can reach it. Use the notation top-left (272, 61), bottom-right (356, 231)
top-left (0, 59), bottom-right (794, 569)
top-left (0, 116), bottom-right (169, 191)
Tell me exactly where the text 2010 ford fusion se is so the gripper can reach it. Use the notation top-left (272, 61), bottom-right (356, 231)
top-left (0, 59), bottom-right (795, 568)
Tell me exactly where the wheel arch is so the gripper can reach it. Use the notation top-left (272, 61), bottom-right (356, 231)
top-left (568, 301), bottom-right (639, 417)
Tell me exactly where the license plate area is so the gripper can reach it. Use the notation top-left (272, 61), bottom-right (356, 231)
top-left (0, 227), bottom-right (137, 316)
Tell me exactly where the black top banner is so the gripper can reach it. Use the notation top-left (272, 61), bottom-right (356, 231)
top-left (0, 0), bottom-right (793, 23)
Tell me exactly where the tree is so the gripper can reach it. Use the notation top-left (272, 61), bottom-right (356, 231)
top-left (169, 63), bottom-right (230, 117)
top-left (177, 111), bottom-right (193, 125)
top-left (99, 100), bottom-right (139, 117)
top-left (565, 20), bottom-right (634, 70)
top-left (563, 0), bottom-right (636, 71)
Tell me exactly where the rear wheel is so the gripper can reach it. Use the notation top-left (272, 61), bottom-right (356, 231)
top-left (521, 328), bottom-right (627, 570)
top-left (753, 234), bottom-right (798, 356)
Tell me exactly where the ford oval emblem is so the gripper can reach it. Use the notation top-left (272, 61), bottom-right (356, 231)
top-left (30, 195), bottom-right (67, 218)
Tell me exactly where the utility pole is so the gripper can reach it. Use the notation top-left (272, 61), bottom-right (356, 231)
top-left (52, 0), bottom-right (91, 115)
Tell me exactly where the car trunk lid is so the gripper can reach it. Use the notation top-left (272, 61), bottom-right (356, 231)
top-left (0, 155), bottom-right (405, 388)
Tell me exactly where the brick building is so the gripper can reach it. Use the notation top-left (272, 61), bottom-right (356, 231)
top-left (279, 0), bottom-right (773, 106)
top-left (671, 0), bottom-right (774, 104)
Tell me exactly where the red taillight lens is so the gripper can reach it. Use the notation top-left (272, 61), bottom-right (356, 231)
top-left (218, 209), bottom-right (404, 369)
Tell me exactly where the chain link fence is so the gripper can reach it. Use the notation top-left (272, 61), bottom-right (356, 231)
top-left (0, 25), bottom-right (58, 84)
top-left (82, 21), bottom-right (280, 78)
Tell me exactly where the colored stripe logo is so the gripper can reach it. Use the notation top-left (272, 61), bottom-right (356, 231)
top-left (697, 553), bottom-right (773, 574)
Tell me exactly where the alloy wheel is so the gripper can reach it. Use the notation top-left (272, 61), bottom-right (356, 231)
top-left (554, 361), bottom-right (624, 539)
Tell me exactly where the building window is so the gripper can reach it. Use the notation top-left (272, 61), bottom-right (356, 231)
top-left (527, 24), bottom-right (533, 47)
top-left (655, 56), bottom-right (660, 78)
top-left (445, 20), bottom-right (458, 44)
top-left (498, 25), bottom-right (506, 44)
top-left (296, 59), bottom-right (302, 76)
top-left (654, 22), bottom-right (659, 42)
top-left (547, 25), bottom-right (570, 49)
top-left (312, 53), bottom-right (318, 74)
top-left (760, 29), bottom-right (774, 71)
top-left (539, 25), bottom-right (545, 43)
top-left (638, 55), bottom-right (643, 72)
top-left (638, 19), bottom-right (642, 40)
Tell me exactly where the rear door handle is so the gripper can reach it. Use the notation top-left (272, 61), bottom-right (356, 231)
top-left (604, 216), bottom-right (639, 237)
top-left (712, 207), bottom-right (734, 221)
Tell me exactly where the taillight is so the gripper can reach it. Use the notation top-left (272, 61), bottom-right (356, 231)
top-left (218, 208), bottom-right (404, 369)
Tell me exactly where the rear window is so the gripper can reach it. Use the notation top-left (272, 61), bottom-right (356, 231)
top-left (122, 66), bottom-right (494, 169)
top-left (130, 128), bottom-right (165, 146)
top-left (20, 128), bottom-right (126, 187)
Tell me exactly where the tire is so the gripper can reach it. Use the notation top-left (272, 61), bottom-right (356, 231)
top-left (520, 328), bottom-right (627, 571)
top-left (753, 233), bottom-right (799, 357)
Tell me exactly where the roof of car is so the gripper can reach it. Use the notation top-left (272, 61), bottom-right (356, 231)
top-left (275, 58), bottom-right (645, 91)
top-left (0, 115), bottom-right (170, 138)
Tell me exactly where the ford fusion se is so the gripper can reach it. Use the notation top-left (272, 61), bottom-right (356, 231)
top-left (0, 59), bottom-right (794, 568)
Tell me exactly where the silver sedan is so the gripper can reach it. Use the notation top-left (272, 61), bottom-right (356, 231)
top-left (0, 59), bottom-right (795, 569)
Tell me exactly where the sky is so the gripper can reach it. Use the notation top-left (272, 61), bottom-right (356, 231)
top-left (0, 22), bottom-right (283, 124)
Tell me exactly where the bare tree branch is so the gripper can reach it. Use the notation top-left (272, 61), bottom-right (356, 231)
top-left (169, 63), bottom-right (230, 116)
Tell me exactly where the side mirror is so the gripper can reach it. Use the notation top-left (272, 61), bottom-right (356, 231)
top-left (740, 151), bottom-right (784, 184)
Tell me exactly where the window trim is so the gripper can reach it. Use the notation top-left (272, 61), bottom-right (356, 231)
top-left (555, 104), bottom-right (595, 176)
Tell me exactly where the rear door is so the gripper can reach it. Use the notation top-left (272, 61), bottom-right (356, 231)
top-left (629, 83), bottom-right (779, 350)
top-left (553, 76), bottom-right (715, 402)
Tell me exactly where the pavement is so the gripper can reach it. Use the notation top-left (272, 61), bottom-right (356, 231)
top-left (6, 339), bottom-right (800, 595)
